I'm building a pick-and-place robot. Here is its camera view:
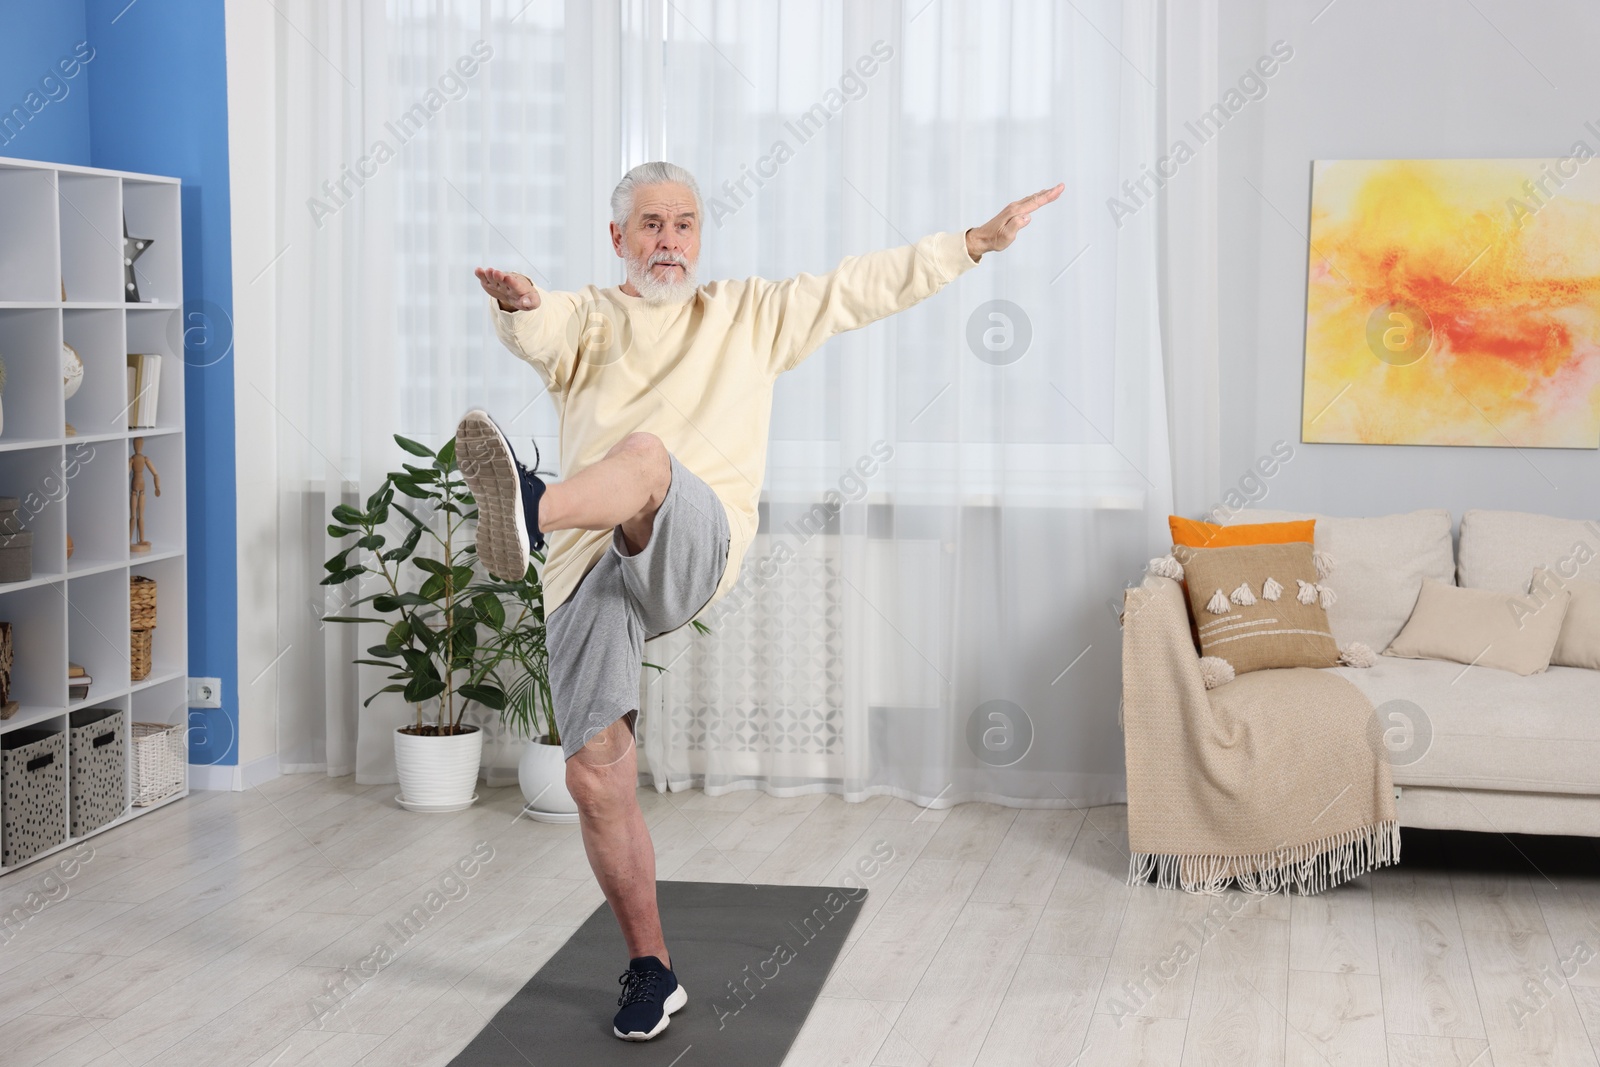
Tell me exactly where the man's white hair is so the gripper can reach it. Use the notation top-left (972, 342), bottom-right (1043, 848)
top-left (611, 161), bottom-right (704, 229)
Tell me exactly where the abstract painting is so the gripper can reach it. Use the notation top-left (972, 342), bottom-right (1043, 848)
top-left (1302, 157), bottom-right (1600, 447)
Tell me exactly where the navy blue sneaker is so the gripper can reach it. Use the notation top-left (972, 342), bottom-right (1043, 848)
top-left (613, 955), bottom-right (687, 1041)
top-left (455, 409), bottom-right (548, 580)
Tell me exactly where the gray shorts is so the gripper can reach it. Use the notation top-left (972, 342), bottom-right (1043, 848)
top-left (545, 452), bottom-right (730, 760)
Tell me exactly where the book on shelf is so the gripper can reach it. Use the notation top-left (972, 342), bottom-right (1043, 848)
top-left (126, 353), bottom-right (162, 428)
top-left (69, 672), bottom-right (92, 700)
top-left (69, 662), bottom-right (86, 678)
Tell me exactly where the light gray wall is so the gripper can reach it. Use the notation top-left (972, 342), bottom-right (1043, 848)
top-left (1215, 0), bottom-right (1600, 523)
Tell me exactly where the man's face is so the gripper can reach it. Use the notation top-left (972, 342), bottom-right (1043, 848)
top-left (612, 181), bottom-right (700, 303)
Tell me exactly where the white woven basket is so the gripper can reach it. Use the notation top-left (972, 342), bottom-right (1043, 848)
top-left (131, 721), bottom-right (185, 806)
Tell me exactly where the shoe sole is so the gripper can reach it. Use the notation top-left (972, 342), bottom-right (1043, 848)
top-left (455, 409), bottom-right (532, 581)
top-left (613, 983), bottom-right (688, 1041)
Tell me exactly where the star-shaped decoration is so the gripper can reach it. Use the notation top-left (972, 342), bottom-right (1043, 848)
top-left (123, 222), bottom-right (153, 303)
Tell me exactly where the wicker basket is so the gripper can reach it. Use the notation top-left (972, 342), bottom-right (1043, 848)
top-left (131, 721), bottom-right (185, 806)
top-left (130, 628), bottom-right (153, 681)
top-left (131, 576), bottom-right (157, 629)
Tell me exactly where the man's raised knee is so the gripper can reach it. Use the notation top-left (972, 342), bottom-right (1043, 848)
top-left (610, 432), bottom-right (671, 501)
top-left (609, 430), bottom-right (665, 459)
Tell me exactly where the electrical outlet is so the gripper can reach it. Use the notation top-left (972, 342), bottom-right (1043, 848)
top-left (189, 677), bottom-right (223, 708)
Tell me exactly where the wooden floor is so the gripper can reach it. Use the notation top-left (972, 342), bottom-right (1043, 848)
top-left (1, 774), bottom-right (1598, 1066)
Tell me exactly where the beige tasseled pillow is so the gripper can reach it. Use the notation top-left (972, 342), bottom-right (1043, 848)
top-left (1175, 541), bottom-right (1341, 676)
top-left (1385, 579), bottom-right (1570, 676)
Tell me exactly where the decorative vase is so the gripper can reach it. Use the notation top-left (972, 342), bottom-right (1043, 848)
top-left (393, 722), bottom-right (481, 812)
top-left (518, 736), bottom-right (579, 824)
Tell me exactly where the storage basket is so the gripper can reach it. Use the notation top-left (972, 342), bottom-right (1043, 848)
top-left (2, 727), bottom-right (66, 866)
top-left (0, 531), bottom-right (32, 583)
top-left (0, 493), bottom-right (29, 584)
top-left (130, 576), bottom-right (157, 629)
top-left (130, 628), bottom-right (153, 681)
top-left (69, 707), bottom-right (125, 836)
top-left (131, 721), bottom-right (184, 806)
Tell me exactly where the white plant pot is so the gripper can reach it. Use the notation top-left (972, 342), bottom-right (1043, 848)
top-left (394, 723), bottom-right (482, 812)
top-left (518, 737), bottom-right (579, 824)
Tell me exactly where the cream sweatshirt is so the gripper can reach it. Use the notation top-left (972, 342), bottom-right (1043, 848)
top-left (489, 228), bottom-right (982, 624)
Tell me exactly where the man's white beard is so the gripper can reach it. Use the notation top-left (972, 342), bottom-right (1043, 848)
top-left (624, 248), bottom-right (698, 305)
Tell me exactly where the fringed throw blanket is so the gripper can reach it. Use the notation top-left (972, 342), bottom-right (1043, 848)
top-left (1120, 576), bottom-right (1399, 894)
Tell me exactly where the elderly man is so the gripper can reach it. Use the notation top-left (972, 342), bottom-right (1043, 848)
top-left (458, 161), bottom-right (1060, 1041)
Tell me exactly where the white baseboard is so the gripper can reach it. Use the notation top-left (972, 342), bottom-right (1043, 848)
top-left (187, 762), bottom-right (240, 791)
top-left (242, 753), bottom-right (280, 789)
top-left (188, 753), bottom-right (281, 792)
top-left (193, 758), bottom-right (518, 791)
top-left (482, 765), bottom-right (519, 789)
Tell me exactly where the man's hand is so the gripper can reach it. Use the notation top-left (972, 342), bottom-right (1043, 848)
top-left (965, 183), bottom-right (1065, 261)
top-left (476, 267), bottom-right (540, 313)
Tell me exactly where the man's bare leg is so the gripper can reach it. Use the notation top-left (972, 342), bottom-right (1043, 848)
top-left (565, 715), bottom-right (669, 967)
top-left (539, 432), bottom-right (671, 555)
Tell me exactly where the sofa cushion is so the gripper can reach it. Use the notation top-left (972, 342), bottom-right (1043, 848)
top-left (1532, 568), bottom-right (1600, 670)
top-left (1226, 508), bottom-right (1454, 650)
top-left (1176, 542), bottom-right (1340, 674)
top-left (1457, 509), bottom-right (1600, 592)
top-left (1385, 579), bottom-right (1569, 676)
top-left (1335, 656), bottom-right (1600, 795)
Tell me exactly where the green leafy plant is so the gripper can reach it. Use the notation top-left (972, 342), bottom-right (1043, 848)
top-left (320, 433), bottom-right (555, 738)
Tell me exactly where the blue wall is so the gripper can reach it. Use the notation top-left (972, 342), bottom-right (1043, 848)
top-left (2, 0), bottom-right (239, 766)
top-left (0, 2), bottom-right (93, 164)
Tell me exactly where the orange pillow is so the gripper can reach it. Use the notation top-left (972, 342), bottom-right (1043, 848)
top-left (1169, 516), bottom-right (1315, 550)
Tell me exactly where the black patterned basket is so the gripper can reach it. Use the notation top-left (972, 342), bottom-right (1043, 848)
top-left (69, 707), bottom-right (125, 836)
top-left (2, 727), bottom-right (67, 866)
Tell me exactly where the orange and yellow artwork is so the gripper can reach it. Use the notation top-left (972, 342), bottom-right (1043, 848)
top-left (1302, 157), bottom-right (1600, 447)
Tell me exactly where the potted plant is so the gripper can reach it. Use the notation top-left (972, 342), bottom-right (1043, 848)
top-left (322, 434), bottom-right (498, 812)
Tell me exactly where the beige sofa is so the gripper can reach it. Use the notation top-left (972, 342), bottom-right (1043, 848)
top-left (1144, 508), bottom-right (1600, 837)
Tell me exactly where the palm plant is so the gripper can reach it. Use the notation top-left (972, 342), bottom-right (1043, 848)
top-left (463, 559), bottom-right (558, 744)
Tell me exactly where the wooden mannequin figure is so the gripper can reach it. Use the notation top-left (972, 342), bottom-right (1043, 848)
top-left (129, 437), bottom-right (161, 552)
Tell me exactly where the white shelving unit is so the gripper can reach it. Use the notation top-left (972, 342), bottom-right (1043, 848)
top-left (0, 155), bottom-right (189, 875)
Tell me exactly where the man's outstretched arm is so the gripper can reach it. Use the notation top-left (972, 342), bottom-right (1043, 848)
top-left (758, 183), bottom-right (1064, 375)
top-left (477, 267), bottom-right (582, 394)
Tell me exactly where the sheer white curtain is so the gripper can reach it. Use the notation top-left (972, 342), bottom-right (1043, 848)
top-left (1159, 0), bottom-right (1222, 518)
top-left (260, 0), bottom-right (1174, 805)
top-left (261, 0), bottom-right (398, 783)
top-left (638, 0), bottom-right (1170, 807)
top-left (265, 0), bottom-right (579, 782)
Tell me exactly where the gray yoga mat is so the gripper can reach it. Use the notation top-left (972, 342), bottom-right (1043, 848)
top-left (449, 880), bottom-right (866, 1066)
